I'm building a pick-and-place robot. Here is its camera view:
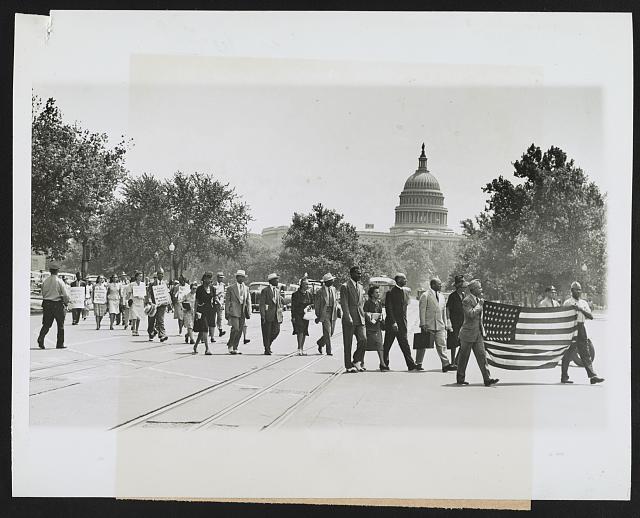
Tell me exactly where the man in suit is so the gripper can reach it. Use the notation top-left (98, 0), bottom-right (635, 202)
top-left (446, 275), bottom-right (467, 366)
top-left (456, 279), bottom-right (498, 386)
top-left (382, 273), bottom-right (418, 372)
top-left (70, 272), bottom-right (86, 325)
top-left (315, 273), bottom-right (340, 357)
top-left (417, 277), bottom-right (456, 372)
top-left (147, 268), bottom-right (170, 342)
top-left (225, 269), bottom-right (251, 355)
top-left (339, 266), bottom-right (368, 372)
top-left (259, 273), bottom-right (284, 355)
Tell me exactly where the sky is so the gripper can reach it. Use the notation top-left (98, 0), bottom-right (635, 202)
top-left (36, 69), bottom-right (603, 236)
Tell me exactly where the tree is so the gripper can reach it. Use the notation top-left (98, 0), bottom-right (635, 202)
top-left (454, 144), bottom-right (607, 303)
top-left (206, 235), bottom-right (281, 284)
top-left (278, 204), bottom-right (360, 283)
top-left (101, 172), bottom-right (251, 279)
top-left (393, 240), bottom-right (435, 291)
top-left (31, 96), bottom-right (130, 275)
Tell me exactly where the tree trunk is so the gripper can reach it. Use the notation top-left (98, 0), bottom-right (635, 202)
top-left (81, 239), bottom-right (90, 279)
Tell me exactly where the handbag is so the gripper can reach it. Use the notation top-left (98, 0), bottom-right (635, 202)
top-left (413, 330), bottom-right (435, 350)
top-left (182, 302), bottom-right (191, 311)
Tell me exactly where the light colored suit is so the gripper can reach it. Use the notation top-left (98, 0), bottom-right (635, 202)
top-left (417, 288), bottom-right (451, 367)
top-left (315, 285), bottom-right (339, 353)
top-left (225, 283), bottom-right (251, 350)
top-left (456, 293), bottom-right (490, 383)
top-left (259, 285), bottom-right (283, 352)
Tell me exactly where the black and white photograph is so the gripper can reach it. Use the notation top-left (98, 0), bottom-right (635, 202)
top-left (12, 10), bottom-right (632, 506)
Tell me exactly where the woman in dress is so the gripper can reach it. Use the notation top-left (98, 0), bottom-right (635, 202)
top-left (119, 275), bottom-right (130, 329)
top-left (193, 271), bottom-right (217, 355)
top-left (172, 276), bottom-right (188, 336)
top-left (106, 274), bottom-right (121, 330)
top-left (291, 277), bottom-right (313, 355)
top-left (364, 285), bottom-right (387, 371)
top-left (91, 275), bottom-right (108, 330)
top-left (180, 282), bottom-right (198, 345)
top-left (127, 271), bottom-right (146, 336)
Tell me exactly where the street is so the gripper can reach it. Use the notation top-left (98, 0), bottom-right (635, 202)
top-left (28, 300), bottom-right (611, 431)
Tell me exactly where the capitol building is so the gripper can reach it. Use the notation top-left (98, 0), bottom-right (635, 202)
top-left (261, 144), bottom-right (464, 250)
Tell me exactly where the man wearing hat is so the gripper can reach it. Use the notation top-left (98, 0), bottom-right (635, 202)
top-left (457, 279), bottom-right (499, 386)
top-left (214, 272), bottom-right (227, 337)
top-left (315, 273), bottom-right (341, 357)
top-left (259, 273), bottom-right (284, 355)
top-left (225, 269), bottom-right (251, 354)
top-left (340, 266), bottom-right (368, 372)
top-left (538, 286), bottom-right (560, 307)
top-left (560, 281), bottom-right (604, 384)
top-left (37, 262), bottom-right (70, 349)
top-left (381, 273), bottom-right (419, 372)
top-left (146, 268), bottom-right (170, 342)
top-left (446, 275), bottom-right (468, 366)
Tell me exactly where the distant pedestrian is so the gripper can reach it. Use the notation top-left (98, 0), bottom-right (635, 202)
top-left (456, 279), bottom-right (498, 386)
top-left (70, 272), bottom-right (86, 325)
top-left (417, 277), bottom-right (456, 372)
top-left (363, 285), bottom-right (387, 371)
top-left (119, 274), bottom-right (130, 329)
top-left (126, 271), bottom-right (146, 336)
top-left (446, 275), bottom-right (467, 366)
top-left (291, 276), bottom-right (313, 355)
top-left (214, 272), bottom-right (227, 338)
top-left (180, 282), bottom-right (198, 345)
top-left (260, 273), bottom-right (284, 355)
top-left (538, 286), bottom-right (560, 308)
top-left (107, 274), bottom-right (121, 330)
top-left (92, 275), bottom-right (108, 330)
top-left (193, 272), bottom-right (217, 355)
top-left (172, 276), bottom-right (188, 335)
top-left (315, 273), bottom-right (340, 357)
top-left (36, 263), bottom-right (70, 349)
top-left (560, 281), bottom-right (604, 384)
top-left (382, 273), bottom-right (418, 372)
top-left (340, 266), bottom-right (368, 372)
top-left (225, 269), bottom-right (251, 355)
top-left (147, 269), bottom-right (170, 342)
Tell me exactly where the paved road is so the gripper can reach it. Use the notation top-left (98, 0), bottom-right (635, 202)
top-left (28, 301), bottom-right (610, 431)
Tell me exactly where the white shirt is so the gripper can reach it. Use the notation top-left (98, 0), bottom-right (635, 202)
top-left (325, 286), bottom-right (334, 306)
top-left (215, 282), bottom-right (226, 303)
top-left (430, 288), bottom-right (446, 331)
top-left (237, 282), bottom-right (246, 302)
top-left (563, 297), bottom-right (591, 323)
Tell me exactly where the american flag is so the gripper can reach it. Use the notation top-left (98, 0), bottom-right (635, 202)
top-left (482, 301), bottom-right (578, 370)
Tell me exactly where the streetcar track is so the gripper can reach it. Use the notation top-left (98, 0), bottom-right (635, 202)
top-left (111, 330), bottom-right (346, 431)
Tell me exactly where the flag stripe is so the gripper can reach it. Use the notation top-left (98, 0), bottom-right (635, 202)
top-left (485, 350), bottom-right (568, 362)
top-left (515, 326), bottom-right (576, 335)
top-left (515, 333), bottom-right (576, 341)
top-left (518, 315), bottom-right (576, 324)
top-left (487, 358), bottom-right (560, 370)
top-left (518, 307), bottom-right (577, 315)
top-left (485, 342), bottom-right (569, 354)
top-left (517, 321), bottom-right (577, 330)
top-left (510, 339), bottom-right (577, 346)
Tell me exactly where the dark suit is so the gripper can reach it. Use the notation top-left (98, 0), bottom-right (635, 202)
top-left (259, 285), bottom-right (284, 352)
top-left (147, 280), bottom-right (169, 339)
top-left (70, 279), bottom-right (86, 324)
top-left (340, 280), bottom-right (367, 368)
top-left (382, 286), bottom-right (417, 369)
top-left (456, 293), bottom-right (491, 384)
top-left (446, 289), bottom-right (465, 361)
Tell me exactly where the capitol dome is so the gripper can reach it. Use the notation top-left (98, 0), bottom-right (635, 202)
top-left (390, 144), bottom-right (452, 234)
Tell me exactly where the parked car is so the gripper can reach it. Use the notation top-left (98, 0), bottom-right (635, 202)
top-left (249, 281), bottom-right (269, 313)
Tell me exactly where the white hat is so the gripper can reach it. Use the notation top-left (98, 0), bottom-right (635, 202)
top-left (235, 269), bottom-right (246, 277)
top-left (322, 273), bottom-right (335, 282)
top-left (571, 281), bottom-right (582, 290)
top-left (217, 271), bottom-right (225, 276)
top-left (267, 273), bottom-right (279, 281)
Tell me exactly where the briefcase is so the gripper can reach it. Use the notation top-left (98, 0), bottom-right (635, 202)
top-left (413, 330), bottom-right (435, 350)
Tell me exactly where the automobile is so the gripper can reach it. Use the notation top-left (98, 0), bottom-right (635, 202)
top-left (282, 283), bottom-right (299, 311)
top-left (86, 274), bottom-right (100, 284)
top-left (58, 272), bottom-right (76, 284)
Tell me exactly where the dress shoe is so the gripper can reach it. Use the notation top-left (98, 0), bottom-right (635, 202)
top-left (561, 378), bottom-right (574, 384)
top-left (204, 350), bottom-right (212, 356)
top-left (456, 381), bottom-right (469, 385)
top-left (37, 341), bottom-right (45, 349)
top-left (72, 322), bottom-right (78, 325)
top-left (447, 364), bottom-right (457, 371)
top-left (484, 378), bottom-right (499, 387)
top-left (189, 339), bottom-right (195, 345)
top-left (229, 350), bottom-right (237, 355)
top-left (354, 362), bottom-right (364, 372)
top-left (219, 329), bottom-right (226, 337)
top-left (415, 364), bottom-right (424, 371)
top-left (235, 350), bottom-right (242, 355)
top-left (228, 347), bottom-right (234, 354)
top-left (160, 336), bottom-right (168, 342)
top-left (379, 364), bottom-right (390, 371)
top-left (149, 337), bottom-right (154, 342)
top-left (243, 339), bottom-right (251, 344)
top-left (408, 366), bottom-right (419, 372)
top-left (56, 345), bottom-right (66, 349)
top-left (326, 350), bottom-right (333, 356)
top-left (264, 350), bottom-right (272, 355)
top-left (346, 367), bottom-right (358, 373)
top-left (590, 376), bottom-right (605, 384)
top-left (185, 335), bottom-right (189, 344)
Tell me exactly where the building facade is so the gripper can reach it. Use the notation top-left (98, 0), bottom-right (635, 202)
top-left (261, 144), bottom-right (464, 251)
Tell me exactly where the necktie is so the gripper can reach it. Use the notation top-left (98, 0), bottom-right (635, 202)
top-left (435, 291), bottom-right (439, 302)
